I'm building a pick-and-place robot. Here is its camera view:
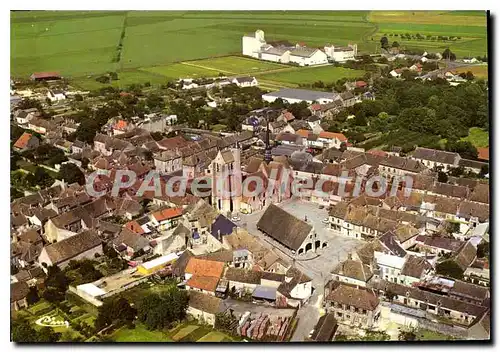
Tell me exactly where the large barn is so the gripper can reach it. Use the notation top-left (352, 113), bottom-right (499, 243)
top-left (257, 204), bottom-right (326, 255)
top-left (242, 30), bottom-right (328, 66)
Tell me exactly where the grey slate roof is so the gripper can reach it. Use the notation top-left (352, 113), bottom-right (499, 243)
top-left (257, 204), bottom-right (312, 251)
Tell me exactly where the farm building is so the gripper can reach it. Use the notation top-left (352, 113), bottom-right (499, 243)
top-left (232, 76), bottom-right (259, 87)
top-left (242, 30), bottom-right (328, 66)
top-left (137, 252), bottom-right (180, 275)
top-left (30, 72), bottom-right (61, 81)
top-left (324, 44), bottom-right (358, 62)
top-left (262, 88), bottom-right (340, 105)
top-left (187, 291), bottom-right (223, 327)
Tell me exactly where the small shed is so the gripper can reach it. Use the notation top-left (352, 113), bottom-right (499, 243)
top-left (252, 285), bottom-right (277, 302)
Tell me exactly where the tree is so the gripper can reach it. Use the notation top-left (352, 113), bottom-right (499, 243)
top-left (437, 171), bottom-right (448, 183)
top-left (43, 265), bottom-right (70, 303)
top-left (94, 297), bottom-right (136, 332)
top-left (26, 286), bottom-right (40, 305)
top-left (465, 71), bottom-right (475, 81)
top-left (146, 93), bottom-right (165, 110)
top-left (17, 98), bottom-right (42, 111)
top-left (12, 318), bottom-right (61, 342)
top-left (95, 75), bottom-right (111, 84)
top-left (380, 36), bottom-right (389, 49)
top-left (81, 157), bottom-right (90, 170)
top-left (449, 166), bottom-right (464, 177)
top-left (11, 318), bottom-right (40, 342)
top-left (392, 41), bottom-right (400, 48)
top-left (74, 94), bottom-right (84, 102)
top-left (75, 118), bottom-right (100, 143)
top-left (215, 312), bottom-right (238, 333)
top-left (59, 163), bottom-right (85, 185)
top-left (479, 164), bottom-right (489, 178)
top-left (137, 287), bottom-right (188, 330)
top-left (150, 131), bottom-right (163, 141)
top-left (399, 329), bottom-right (417, 341)
top-left (446, 140), bottom-right (478, 160)
top-left (401, 70), bottom-right (418, 81)
top-left (384, 290), bottom-right (396, 301)
top-left (66, 259), bottom-right (104, 285)
top-left (442, 48), bottom-right (456, 61)
top-left (26, 167), bottom-right (54, 189)
top-left (435, 260), bottom-right (464, 280)
top-left (476, 241), bottom-right (489, 260)
top-left (37, 327), bottom-right (62, 342)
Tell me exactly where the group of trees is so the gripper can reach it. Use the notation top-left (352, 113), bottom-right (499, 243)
top-left (11, 318), bottom-right (61, 342)
top-left (94, 297), bottom-right (136, 333)
top-left (136, 287), bottom-right (189, 330)
top-left (324, 76), bottom-right (487, 161)
top-left (383, 32), bottom-right (462, 42)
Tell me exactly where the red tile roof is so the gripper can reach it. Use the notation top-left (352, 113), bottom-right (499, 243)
top-left (14, 132), bottom-right (33, 149)
top-left (114, 119), bottom-right (128, 131)
top-left (356, 81), bottom-right (367, 88)
top-left (186, 275), bottom-right (220, 292)
top-left (296, 129), bottom-right (310, 138)
top-left (185, 258), bottom-right (225, 278)
top-left (477, 147), bottom-right (489, 161)
top-left (125, 220), bottom-right (145, 235)
top-left (152, 207), bottom-right (183, 222)
top-left (318, 131), bottom-right (347, 141)
top-left (310, 104), bottom-right (321, 111)
top-left (31, 72), bottom-right (61, 79)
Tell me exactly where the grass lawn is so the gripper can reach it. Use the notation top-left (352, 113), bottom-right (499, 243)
top-left (197, 331), bottom-right (227, 342)
top-left (141, 63), bottom-right (219, 80)
top-left (416, 329), bottom-right (454, 340)
top-left (111, 323), bottom-right (173, 342)
top-left (211, 124), bottom-right (227, 132)
top-left (27, 300), bottom-right (52, 315)
top-left (171, 325), bottom-right (200, 341)
top-left (461, 127), bottom-right (489, 148)
top-left (259, 65), bottom-right (365, 86)
top-left (16, 159), bottom-right (37, 173)
top-left (187, 56), bottom-right (288, 74)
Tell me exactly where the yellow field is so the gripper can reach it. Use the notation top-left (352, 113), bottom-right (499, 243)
top-left (369, 11), bottom-right (487, 26)
top-left (454, 65), bottom-right (488, 78)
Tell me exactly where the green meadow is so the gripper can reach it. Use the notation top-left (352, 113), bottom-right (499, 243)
top-left (11, 10), bottom-right (487, 89)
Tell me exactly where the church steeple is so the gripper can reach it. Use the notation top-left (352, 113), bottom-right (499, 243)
top-left (264, 112), bottom-right (272, 164)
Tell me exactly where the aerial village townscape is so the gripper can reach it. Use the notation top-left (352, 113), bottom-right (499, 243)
top-left (10, 10), bottom-right (490, 343)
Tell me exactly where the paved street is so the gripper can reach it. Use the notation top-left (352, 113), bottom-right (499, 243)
top-left (239, 198), bottom-right (364, 341)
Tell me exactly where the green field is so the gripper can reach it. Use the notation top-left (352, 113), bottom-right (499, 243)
top-left (260, 65), bottom-right (365, 85)
top-left (186, 56), bottom-right (288, 74)
top-left (112, 323), bottom-right (174, 342)
top-left (461, 127), bottom-right (489, 148)
top-left (11, 10), bottom-right (487, 88)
